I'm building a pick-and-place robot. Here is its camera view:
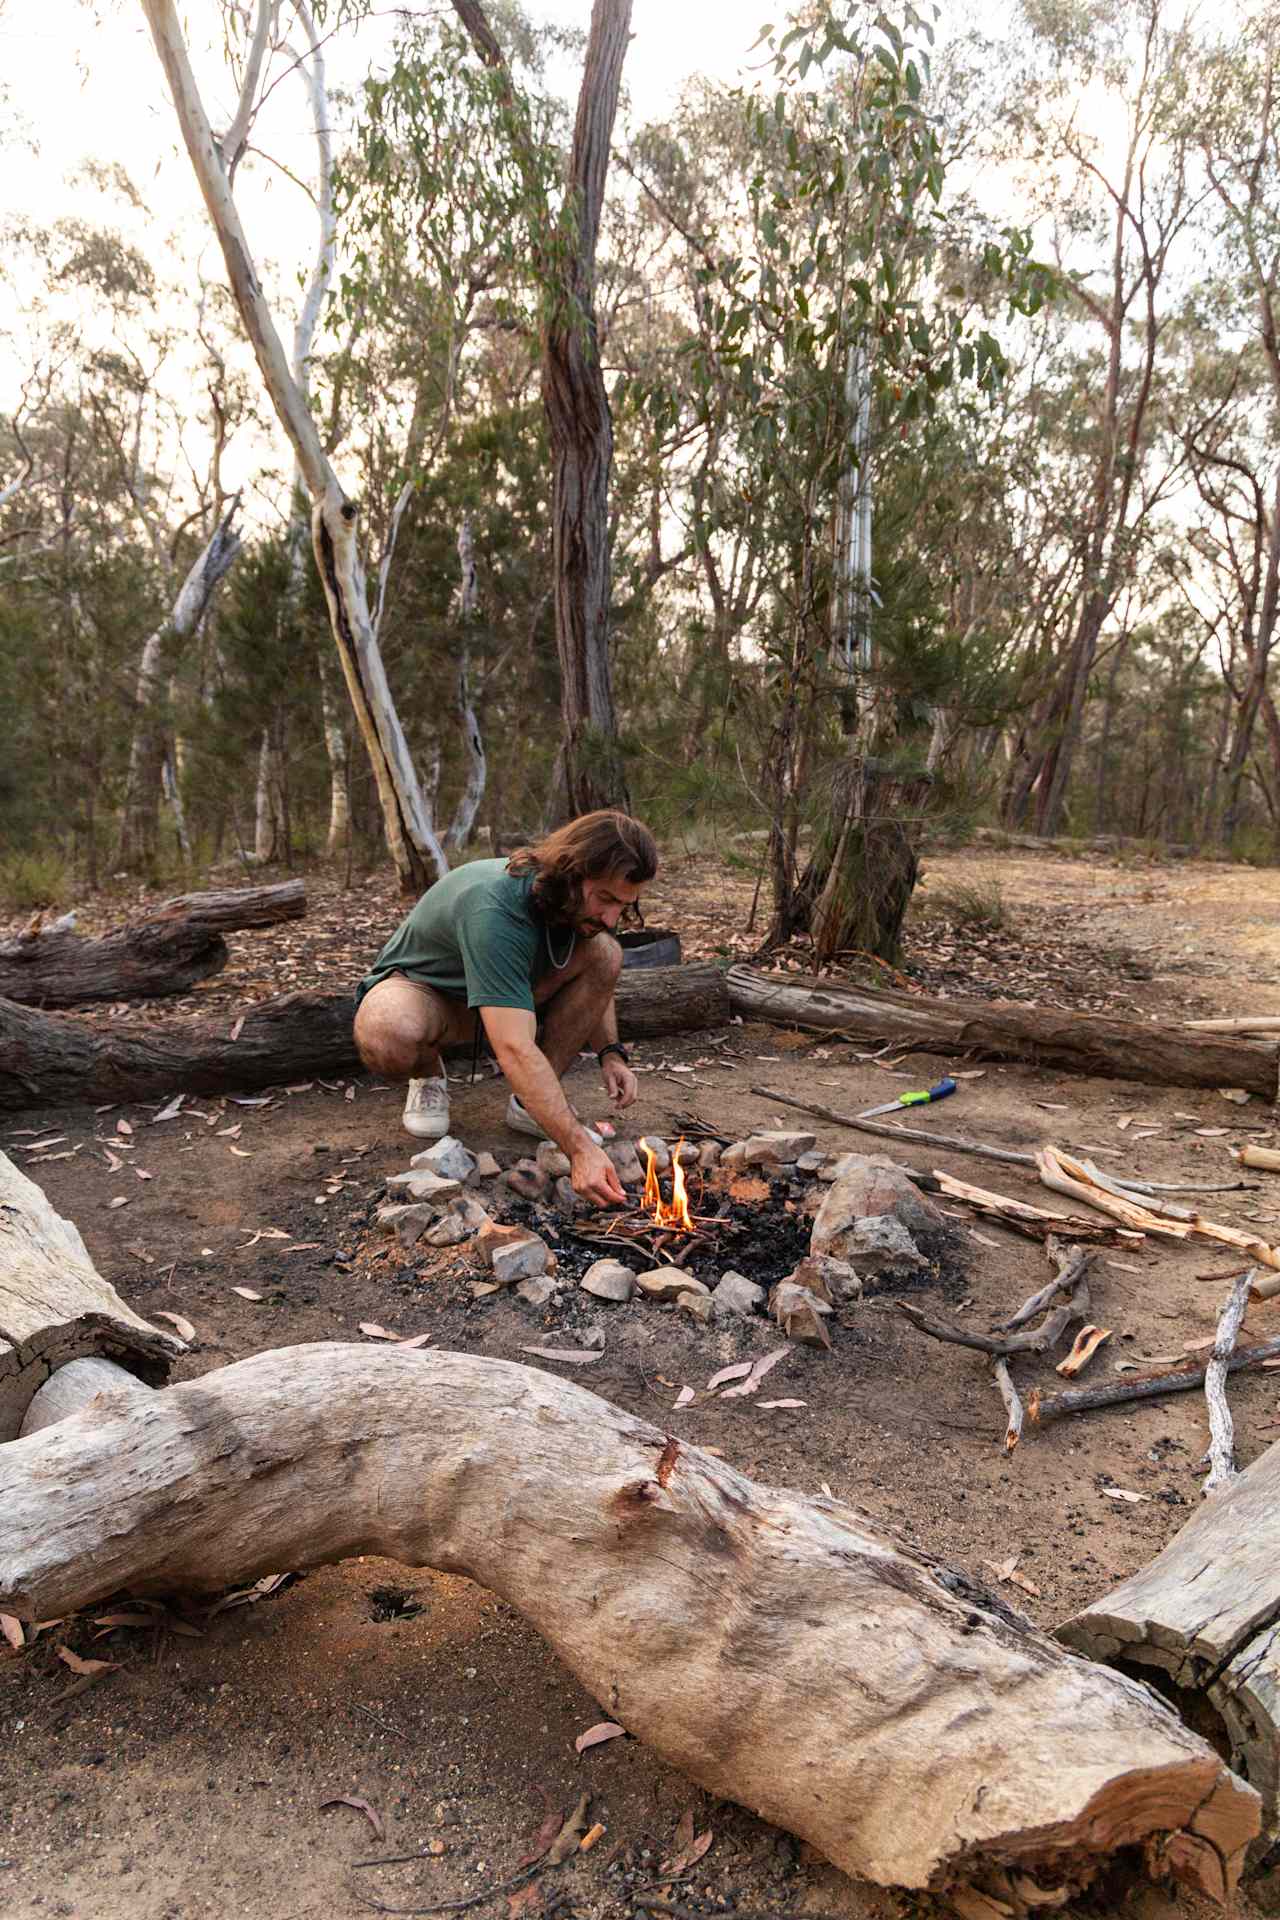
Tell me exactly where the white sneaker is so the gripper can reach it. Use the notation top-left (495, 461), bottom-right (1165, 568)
top-left (505, 1095), bottom-right (601, 1145)
top-left (403, 1075), bottom-right (450, 1138)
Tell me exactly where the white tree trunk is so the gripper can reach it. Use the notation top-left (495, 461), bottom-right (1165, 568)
top-left (140, 0), bottom-right (447, 895)
top-left (444, 514), bottom-right (486, 853)
top-left (0, 1339), bottom-right (1258, 1904)
top-left (117, 498), bottom-right (241, 868)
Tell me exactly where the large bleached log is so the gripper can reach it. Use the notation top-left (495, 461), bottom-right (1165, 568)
top-left (727, 965), bottom-right (1279, 1097)
top-left (0, 881), bottom-right (306, 1007)
top-left (0, 964), bottom-right (727, 1110)
top-left (1059, 1438), bottom-right (1280, 1854)
top-left (0, 1343), bottom-right (1258, 1903)
top-left (0, 1154), bottom-right (181, 1439)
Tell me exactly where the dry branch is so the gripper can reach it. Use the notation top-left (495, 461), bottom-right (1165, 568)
top-left (1029, 1336), bottom-right (1280, 1426)
top-left (992, 1358), bottom-right (1024, 1451)
top-left (1038, 1148), bottom-right (1280, 1270)
top-left (0, 1343), bottom-right (1259, 1900)
top-left (1203, 1271), bottom-right (1255, 1497)
top-left (0, 881), bottom-right (306, 1007)
top-left (729, 966), bottom-right (1279, 1096)
top-left (932, 1169), bottom-right (1117, 1243)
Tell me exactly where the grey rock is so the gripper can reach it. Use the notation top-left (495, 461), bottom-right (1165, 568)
top-left (581, 1259), bottom-right (635, 1303)
top-left (698, 1141), bottom-right (723, 1171)
top-left (719, 1141), bottom-right (749, 1172)
top-left (515, 1275), bottom-right (559, 1308)
top-left (386, 1169), bottom-right (462, 1205)
top-left (795, 1151), bottom-right (827, 1175)
top-left (535, 1140), bottom-right (572, 1180)
top-left (554, 1176), bottom-right (588, 1217)
top-left (425, 1213), bottom-right (471, 1248)
top-left (504, 1159), bottom-right (549, 1202)
top-left (581, 1323), bottom-right (607, 1350)
top-left (636, 1265), bottom-right (709, 1302)
top-left (606, 1140), bottom-right (645, 1186)
top-left (677, 1289), bottom-right (714, 1324)
top-left (811, 1153), bottom-right (943, 1250)
top-left (712, 1270), bottom-right (765, 1317)
top-left (490, 1233), bottom-right (552, 1285)
top-left (740, 1130), bottom-right (817, 1167)
top-left (637, 1135), bottom-right (671, 1173)
top-left (410, 1135), bottom-right (477, 1183)
top-left (770, 1280), bottom-right (834, 1345)
top-left (820, 1213), bottom-right (925, 1277)
top-left (674, 1140), bottom-right (701, 1167)
top-left (377, 1202), bottom-right (437, 1249)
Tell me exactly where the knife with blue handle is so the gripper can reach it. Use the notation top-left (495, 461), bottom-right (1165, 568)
top-left (856, 1077), bottom-right (958, 1121)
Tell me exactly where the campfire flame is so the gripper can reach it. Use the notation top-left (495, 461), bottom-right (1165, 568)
top-left (641, 1140), bottom-right (695, 1233)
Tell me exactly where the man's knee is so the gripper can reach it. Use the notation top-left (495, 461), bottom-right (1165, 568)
top-left (586, 933), bottom-right (623, 988)
top-left (353, 1003), bottom-right (421, 1080)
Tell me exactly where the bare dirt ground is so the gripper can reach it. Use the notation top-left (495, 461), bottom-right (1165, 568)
top-left (4, 844), bottom-right (1280, 1920)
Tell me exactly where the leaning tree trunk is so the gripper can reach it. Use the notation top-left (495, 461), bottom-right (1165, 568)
top-left (117, 498), bottom-right (242, 871)
top-left (140, 0), bottom-right (447, 897)
top-left (1060, 1436), bottom-right (1280, 1855)
top-left (0, 962), bottom-right (728, 1109)
top-left (0, 881), bottom-right (305, 1007)
top-left (0, 1335), bottom-right (1260, 1903)
top-left (443, 515), bottom-right (487, 853)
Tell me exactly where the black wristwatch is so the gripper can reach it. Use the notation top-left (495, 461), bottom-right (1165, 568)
top-left (597, 1042), bottom-right (630, 1067)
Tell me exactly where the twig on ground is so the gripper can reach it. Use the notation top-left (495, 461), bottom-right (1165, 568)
top-left (1203, 1269), bottom-right (1255, 1497)
top-left (995, 1243), bottom-right (1093, 1332)
top-left (1030, 1334), bottom-right (1280, 1426)
top-left (993, 1359), bottom-right (1024, 1451)
top-left (352, 1701), bottom-right (408, 1740)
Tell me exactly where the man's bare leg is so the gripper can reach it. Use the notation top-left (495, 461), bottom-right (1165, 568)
top-left (353, 975), bottom-right (472, 1080)
top-left (535, 936), bottom-right (623, 1079)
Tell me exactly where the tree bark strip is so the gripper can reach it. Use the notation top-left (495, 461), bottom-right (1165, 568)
top-left (0, 882), bottom-right (306, 1007)
top-left (0, 1340), bottom-right (1259, 1900)
top-left (0, 965), bottom-right (727, 1109)
top-left (728, 966), bottom-right (1279, 1097)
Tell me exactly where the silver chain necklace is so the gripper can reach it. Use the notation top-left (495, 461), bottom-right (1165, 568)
top-left (545, 924), bottom-right (577, 970)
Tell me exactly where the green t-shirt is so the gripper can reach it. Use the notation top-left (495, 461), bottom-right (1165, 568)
top-left (356, 860), bottom-right (559, 1013)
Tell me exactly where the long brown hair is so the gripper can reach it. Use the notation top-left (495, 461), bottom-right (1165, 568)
top-left (508, 811), bottom-right (658, 923)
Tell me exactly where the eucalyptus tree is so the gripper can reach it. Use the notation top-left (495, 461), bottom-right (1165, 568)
top-left (636, 2), bottom-right (1046, 958)
top-left (447, 0), bottom-right (636, 818)
top-left (984, 0), bottom-right (1205, 837)
top-left (1187, 6), bottom-right (1280, 848)
top-left (141, 0), bottom-right (449, 894)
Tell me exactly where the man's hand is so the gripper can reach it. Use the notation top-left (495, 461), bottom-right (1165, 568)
top-left (601, 1054), bottom-right (638, 1110)
top-left (571, 1140), bottom-right (626, 1208)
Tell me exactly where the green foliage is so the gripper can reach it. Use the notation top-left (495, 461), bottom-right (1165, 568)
top-left (925, 875), bottom-right (1008, 930)
top-left (0, 850), bottom-right (73, 913)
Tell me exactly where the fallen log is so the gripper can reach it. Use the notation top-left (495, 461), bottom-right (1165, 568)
top-left (1060, 1435), bottom-right (1280, 1851)
top-left (729, 965), bottom-right (1279, 1098)
top-left (0, 1341), bottom-right (1259, 1901)
top-left (0, 964), bottom-right (727, 1110)
top-left (0, 881), bottom-right (307, 1007)
top-left (0, 1153), bottom-right (183, 1438)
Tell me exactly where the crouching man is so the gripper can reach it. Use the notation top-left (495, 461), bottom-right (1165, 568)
top-left (353, 810), bottom-right (658, 1208)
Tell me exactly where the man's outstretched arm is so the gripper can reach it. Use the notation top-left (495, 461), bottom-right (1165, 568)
top-left (481, 1006), bottom-right (625, 1206)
